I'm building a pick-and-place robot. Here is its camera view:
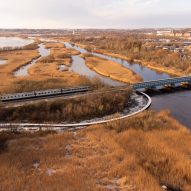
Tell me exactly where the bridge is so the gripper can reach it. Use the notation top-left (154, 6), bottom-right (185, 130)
top-left (1, 75), bottom-right (191, 104)
top-left (132, 75), bottom-right (191, 90)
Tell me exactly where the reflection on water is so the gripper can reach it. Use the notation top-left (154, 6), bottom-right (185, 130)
top-left (71, 55), bottom-right (123, 86)
top-left (65, 42), bottom-right (191, 128)
top-left (66, 42), bottom-right (171, 81)
top-left (93, 53), bottom-right (170, 81)
top-left (65, 42), bottom-right (124, 86)
top-left (0, 37), bottom-right (33, 48)
top-left (14, 44), bottom-right (50, 77)
top-left (151, 91), bottom-right (191, 128)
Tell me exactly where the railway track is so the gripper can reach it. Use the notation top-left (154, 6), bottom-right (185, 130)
top-left (0, 92), bottom-right (152, 132)
top-left (1, 85), bottom-right (131, 106)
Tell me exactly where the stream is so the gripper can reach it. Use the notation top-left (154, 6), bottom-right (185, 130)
top-left (14, 44), bottom-right (50, 77)
top-left (65, 42), bottom-right (191, 128)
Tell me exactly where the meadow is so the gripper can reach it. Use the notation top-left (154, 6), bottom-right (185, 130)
top-left (0, 110), bottom-right (190, 191)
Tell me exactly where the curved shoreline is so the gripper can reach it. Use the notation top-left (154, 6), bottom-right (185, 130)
top-left (0, 92), bottom-right (152, 132)
top-left (93, 49), bottom-right (182, 77)
top-left (13, 55), bottom-right (41, 76)
top-left (85, 57), bottom-right (141, 84)
top-left (13, 44), bottom-right (50, 77)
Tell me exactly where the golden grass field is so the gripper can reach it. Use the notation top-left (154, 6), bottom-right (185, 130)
top-left (82, 54), bottom-right (142, 84)
top-left (0, 110), bottom-right (190, 191)
top-left (0, 37), bottom-right (191, 191)
top-left (73, 41), bottom-right (185, 77)
top-left (93, 49), bottom-right (183, 77)
top-left (0, 49), bottom-right (39, 93)
top-left (29, 42), bottom-right (79, 77)
top-left (0, 42), bottom-right (91, 94)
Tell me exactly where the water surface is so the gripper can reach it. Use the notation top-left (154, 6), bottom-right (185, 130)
top-left (67, 43), bottom-right (171, 81)
top-left (65, 42), bottom-right (191, 128)
top-left (151, 91), bottom-right (191, 128)
top-left (0, 37), bottom-right (33, 48)
top-left (65, 42), bottom-right (123, 86)
top-left (92, 52), bottom-right (170, 81)
top-left (14, 44), bottom-right (50, 77)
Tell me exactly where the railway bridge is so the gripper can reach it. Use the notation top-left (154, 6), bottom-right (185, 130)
top-left (1, 76), bottom-right (191, 103)
top-left (132, 75), bottom-right (191, 91)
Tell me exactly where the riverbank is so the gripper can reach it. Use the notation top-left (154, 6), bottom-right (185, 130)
top-left (82, 54), bottom-right (142, 84)
top-left (93, 49), bottom-right (184, 77)
top-left (27, 42), bottom-right (92, 88)
top-left (0, 49), bottom-right (39, 93)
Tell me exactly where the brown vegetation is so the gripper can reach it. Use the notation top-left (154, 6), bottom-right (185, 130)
top-left (0, 89), bottom-right (133, 123)
top-left (0, 49), bottom-right (39, 93)
top-left (72, 34), bottom-right (191, 76)
top-left (0, 110), bottom-right (190, 191)
top-left (0, 41), bottom-right (39, 52)
top-left (0, 41), bottom-right (97, 94)
top-left (83, 54), bottom-right (142, 83)
top-left (5, 75), bottom-right (105, 94)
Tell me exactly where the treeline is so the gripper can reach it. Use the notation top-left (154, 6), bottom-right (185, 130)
top-left (72, 34), bottom-right (191, 73)
top-left (0, 89), bottom-right (133, 123)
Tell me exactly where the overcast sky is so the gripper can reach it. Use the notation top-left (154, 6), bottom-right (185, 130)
top-left (0, 0), bottom-right (191, 29)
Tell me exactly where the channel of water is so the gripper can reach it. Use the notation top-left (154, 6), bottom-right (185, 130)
top-left (65, 42), bottom-right (191, 128)
top-left (14, 44), bottom-right (50, 77)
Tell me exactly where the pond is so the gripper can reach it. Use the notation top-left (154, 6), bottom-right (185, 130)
top-left (0, 37), bottom-right (33, 48)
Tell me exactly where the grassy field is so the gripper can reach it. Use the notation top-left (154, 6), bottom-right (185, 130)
top-left (82, 54), bottom-right (142, 84)
top-left (29, 42), bottom-right (80, 77)
top-left (0, 42), bottom-right (98, 94)
top-left (93, 49), bottom-right (183, 77)
top-left (0, 110), bottom-right (190, 191)
top-left (0, 49), bottom-right (39, 93)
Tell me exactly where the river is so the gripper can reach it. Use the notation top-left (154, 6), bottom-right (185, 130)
top-left (65, 42), bottom-right (191, 128)
top-left (14, 44), bottom-right (50, 77)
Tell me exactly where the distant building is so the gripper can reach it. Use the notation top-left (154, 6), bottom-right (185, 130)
top-left (156, 30), bottom-right (173, 36)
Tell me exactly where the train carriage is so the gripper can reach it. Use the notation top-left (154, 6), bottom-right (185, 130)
top-left (0, 86), bottom-right (91, 102)
top-left (0, 92), bottom-right (36, 102)
top-left (35, 89), bottom-right (62, 97)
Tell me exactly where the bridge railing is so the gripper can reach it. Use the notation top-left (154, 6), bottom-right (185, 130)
top-left (133, 76), bottom-right (191, 90)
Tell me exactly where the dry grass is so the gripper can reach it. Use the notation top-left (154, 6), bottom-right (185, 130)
top-left (72, 36), bottom-right (191, 77)
top-left (8, 77), bottom-right (92, 93)
top-left (0, 110), bottom-right (190, 191)
top-left (93, 49), bottom-right (184, 77)
top-left (0, 42), bottom-right (94, 94)
top-left (28, 42), bottom-right (82, 81)
top-left (84, 55), bottom-right (142, 84)
top-left (0, 89), bottom-right (132, 123)
top-left (0, 49), bottom-right (39, 93)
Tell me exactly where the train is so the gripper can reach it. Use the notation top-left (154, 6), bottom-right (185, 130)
top-left (0, 86), bottom-right (91, 102)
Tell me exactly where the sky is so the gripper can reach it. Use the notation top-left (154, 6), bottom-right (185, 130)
top-left (0, 0), bottom-right (191, 29)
